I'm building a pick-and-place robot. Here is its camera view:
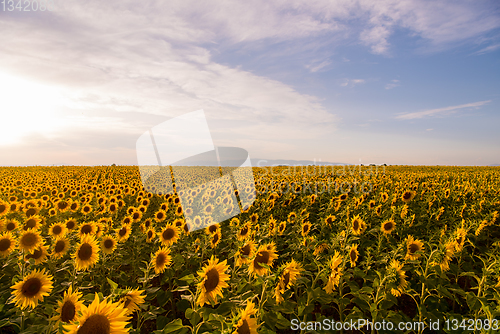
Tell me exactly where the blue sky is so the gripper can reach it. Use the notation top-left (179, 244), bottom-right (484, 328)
top-left (0, 0), bottom-right (499, 166)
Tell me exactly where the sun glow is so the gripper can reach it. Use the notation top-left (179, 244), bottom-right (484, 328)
top-left (0, 72), bottom-right (65, 145)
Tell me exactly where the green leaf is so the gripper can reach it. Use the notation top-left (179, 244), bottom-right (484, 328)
top-left (106, 278), bottom-right (118, 290)
top-left (162, 319), bottom-right (185, 333)
top-left (178, 274), bottom-right (195, 284)
top-left (185, 308), bottom-right (201, 327)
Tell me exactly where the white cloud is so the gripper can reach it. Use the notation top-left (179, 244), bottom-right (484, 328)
top-left (385, 79), bottom-right (400, 89)
top-left (341, 79), bottom-right (366, 87)
top-left (396, 100), bottom-right (492, 120)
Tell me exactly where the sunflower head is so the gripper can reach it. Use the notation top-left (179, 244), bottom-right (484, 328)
top-left (73, 235), bottom-right (100, 271)
top-left (159, 224), bottom-right (180, 247)
top-left (19, 229), bottom-right (43, 254)
top-left (101, 235), bottom-right (117, 255)
top-left (386, 259), bottom-right (408, 297)
top-left (381, 220), bottom-right (396, 235)
top-left (401, 191), bottom-right (415, 203)
top-left (0, 232), bottom-right (16, 258)
top-left (351, 215), bottom-right (367, 235)
top-left (120, 288), bottom-right (146, 315)
top-left (349, 244), bottom-right (359, 267)
top-left (152, 247), bottom-right (172, 274)
top-left (11, 268), bottom-right (54, 309)
top-left (51, 286), bottom-right (83, 325)
top-left (405, 235), bottom-right (424, 261)
top-left (248, 244), bottom-right (278, 277)
top-left (196, 256), bottom-right (231, 306)
top-left (52, 237), bottom-right (70, 259)
top-left (232, 300), bottom-right (259, 334)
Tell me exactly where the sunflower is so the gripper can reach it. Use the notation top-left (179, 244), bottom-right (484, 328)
top-left (278, 259), bottom-right (302, 290)
top-left (101, 235), bottom-right (117, 255)
top-left (349, 244), bottom-right (359, 267)
top-left (145, 228), bottom-right (156, 243)
top-left (0, 200), bottom-right (10, 216)
top-left (431, 241), bottom-right (455, 272)
top-left (153, 209), bottom-right (167, 223)
top-left (249, 244), bottom-right (278, 277)
top-left (49, 222), bottom-right (67, 238)
top-left (120, 288), bottom-right (146, 315)
top-left (81, 204), bottom-right (93, 215)
top-left (324, 251), bottom-right (343, 294)
top-left (196, 255), bottom-right (230, 306)
top-left (278, 221), bottom-right (287, 235)
top-left (23, 215), bottom-right (43, 231)
top-left (313, 242), bottom-right (329, 256)
top-left (205, 223), bottom-right (220, 235)
top-left (401, 191), bottom-right (415, 203)
top-left (175, 205), bottom-right (183, 216)
top-left (25, 244), bottom-right (48, 265)
top-left (324, 215), bottom-right (336, 227)
top-left (11, 268), bottom-right (54, 309)
top-left (52, 237), bottom-right (70, 259)
top-left (287, 212), bottom-right (297, 223)
top-left (4, 219), bottom-right (19, 232)
top-left (19, 229), bottom-right (43, 254)
top-left (64, 293), bottom-right (130, 334)
top-left (116, 223), bottom-right (132, 243)
top-left (386, 259), bottom-right (408, 297)
top-left (210, 230), bottom-right (222, 249)
top-left (405, 235), bottom-right (424, 261)
top-left (236, 240), bottom-right (256, 267)
top-left (351, 215), bottom-right (367, 235)
top-left (0, 232), bottom-right (16, 257)
top-left (381, 219), bottom-right (396, 235)
top-left (232, 301), bottom-right (258, 334)
top-left (237, 222), bottom-right (251, 241)
top-left (203, 204), bottom-right (214, 216)
top-left (192, 216), bottom-right (203, 230)
top-left (51, 286), bottom-right (83, 325)
top-left (301, 221), bottom-right (312, 237)
top-left (78, 221), bottom-right (97, 238)
top-left (453, 227), bottom-right (467, 252)
top-left (152, 247), bottom-right (172, 274)
top-left (65, 218), bottom-right (78, 231)
top-left (73, 235), bottom-right (100, 271)
top-left (159, 224), bottom-right (180, 247)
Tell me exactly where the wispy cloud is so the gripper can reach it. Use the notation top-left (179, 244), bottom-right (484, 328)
top-left (396, 100), bottom-right (492, 120)
top-left (341, 79), bottom-right (366, 87)
top-left (385, 79), bottom-right (400, 89)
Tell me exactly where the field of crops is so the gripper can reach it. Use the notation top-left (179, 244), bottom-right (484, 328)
top-left (0, 165), bottom-right (499, 334)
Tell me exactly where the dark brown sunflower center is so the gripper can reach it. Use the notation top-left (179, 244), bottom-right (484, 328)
top-left (254, 251), bottom-right (270, 270)
top-left (283, 272), bottom-right (290, 287)
top-left (241, 244), bottom-right (251, 256)
top-left (104, 239), bottom-right (114, 249)
top-left (66, 221), bottom-right (76, 229)
top-left (240, 226), bottom-right (248, 236)
top-left (7, 222), bottom-right (15, 231)
top-left (384, 222), bottom-right (394, 231)
top-left (350, 249), bottom-right (357, 262)
top-left (83, 206), bottom-right (90, 212)
top-left (353, 220), bottom-right (360, 230)
top-left (119, 228), bottom-right (127, 237)
top-left (81, 225), bottom-right (92, 234)
top-left (22, 277), bottom-right (41, 297)
top-left (326, 217), bottom-right (332, 224)
top-left (52, 225), bottom-right (62, 235)
top-left (58, 201), bottom-right (68, 210)
top-left (70, 203), bottom-right (78, 210)
top-left (303, 225), bottom-right (309, 233)
top-left (204, 268), bottom-right (220, 293)
top-left (237, 319), bottom-right (250, 334)
top-left (163, 228), bottom-right (175, 240)
top-left (212, 234), bottom-right (219, 244)
top-left (403, 192), bottom-right (411, 200)
top-left (133, 212), bottom-right (140, 220)
top-left (60, 300), bottom-right (76, 323)
top-left (25, 208), bottom-right (36, 217)
top-left (0, 238), bottom-right (11, 251)
top-left (147, 231), bottom-right (153, 239)
top-left (208, 225), bottom-right (217, 233)
top-left (55, 240), bottom-right (66, 253)
top-left (76, 314), bottom-right (110, 334)
top-left (409, 243), bottom-right (419, 254)
top-left (21, 233), bottom-right (37, 247)
top-left (157, 213), bottom-right (164, 220)
top-left (78, 244), bottom-right (93, 261)
top-left (156, 253), bottom-right (166, 267)
top-left (27, 248), bottom-right (43, 260)
top-left (25, 219), bottom-right (37, 229)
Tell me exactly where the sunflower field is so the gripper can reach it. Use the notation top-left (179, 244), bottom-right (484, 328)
top-left (0, 165), bottom-right (500, 334)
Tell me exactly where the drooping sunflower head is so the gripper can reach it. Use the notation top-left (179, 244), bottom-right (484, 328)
top-left (453, 227), bottom-right (467, 252)
top-left (159, 224), bottom-right (180, 247)
top-left (73, 235), bottom-right (100, 271)
top-left (405, 235), bottom-right (424, 261)
top-left (210, 230), bottom-right (222, 249)
top-left (11, 268), bottom-right (54, 310)
top-left (431, 241), bottom-right (455, 272)
top-left (385, 259), bottom-right (408, 297)
top-left (196, 256), bottom-right (231, 306)
top-left (232, 300), bottom-right (259, 334)
top-left (381, 220), bottom-right (396, 235)
top-left (248, 244), bottom-right (278, 277)
top-left (324, 251), bottom-right (343, 294)
top-left (63, 293), bottom-right (130, 334)
top-left (152, 247), bottom-right (172, 274)
top-left (120, 288), bottom-right (146, 315)
top-left (278, 259), bottom-right (302, 290)
top-left (0, 232), bottom-right (16, 258)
